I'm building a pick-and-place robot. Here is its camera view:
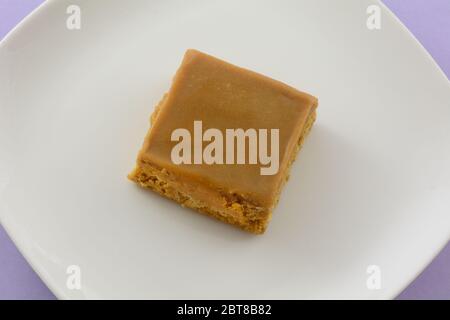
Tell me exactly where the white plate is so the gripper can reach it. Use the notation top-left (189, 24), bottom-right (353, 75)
top-left (0, 0), bottom-right (449, 299)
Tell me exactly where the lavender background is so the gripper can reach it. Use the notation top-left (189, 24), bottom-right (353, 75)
top-left (0, 0), bottom-right (449, 300)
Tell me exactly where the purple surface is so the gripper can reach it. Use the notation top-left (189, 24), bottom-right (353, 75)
top-left (0, 0), bottom-right (449, 300)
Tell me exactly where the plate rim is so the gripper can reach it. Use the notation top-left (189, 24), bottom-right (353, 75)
top-left (0, 0), bottom-right (449, 300)
top-left (375, 0), bottom-right (450, 299)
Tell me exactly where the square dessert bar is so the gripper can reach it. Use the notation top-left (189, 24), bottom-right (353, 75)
top-left (129, 49), bottom-right (317, 234)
